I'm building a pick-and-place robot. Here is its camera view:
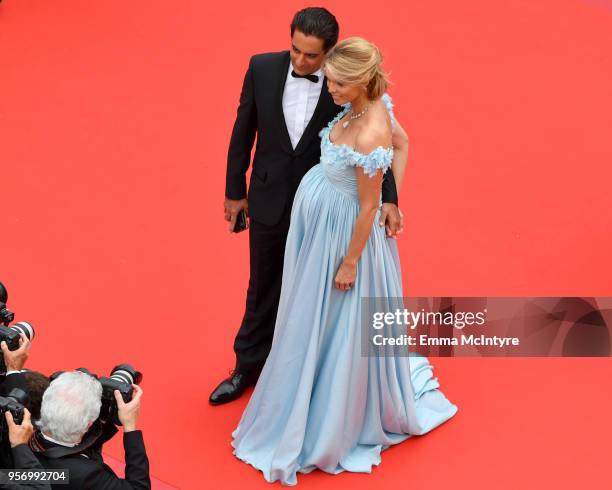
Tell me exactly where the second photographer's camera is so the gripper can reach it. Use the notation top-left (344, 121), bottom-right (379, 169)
top-left (0, 388), bottom-right (27, 426)
top-left (0, 282), bottom-right (35, 373)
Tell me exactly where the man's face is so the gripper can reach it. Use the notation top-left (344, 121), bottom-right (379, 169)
top-left (290, 30), bottom-right (326, 75)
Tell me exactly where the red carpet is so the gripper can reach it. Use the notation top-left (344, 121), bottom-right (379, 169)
top-left (1, 1), bottom-right (611, 488)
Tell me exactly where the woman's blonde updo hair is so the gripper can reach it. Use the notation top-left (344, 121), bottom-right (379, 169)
top-left (324, 37), bottom-right (389, 100)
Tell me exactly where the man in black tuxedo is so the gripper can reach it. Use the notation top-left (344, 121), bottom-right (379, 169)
top-left (210, 7), bottom-right (403, 405)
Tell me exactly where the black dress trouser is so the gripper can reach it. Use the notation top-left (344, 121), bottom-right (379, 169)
top-left (233, 202), bottom-right (292, 376)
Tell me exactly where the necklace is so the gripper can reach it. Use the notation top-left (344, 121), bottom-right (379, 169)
top-left (342, 102), bottom-right (372, 129)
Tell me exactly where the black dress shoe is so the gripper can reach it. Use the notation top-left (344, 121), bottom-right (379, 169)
top-left (209, 370), bottom-right (258, 405)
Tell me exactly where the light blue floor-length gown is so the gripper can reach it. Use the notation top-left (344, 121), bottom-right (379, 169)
top-left (231, 94), bottom-right (458, 485)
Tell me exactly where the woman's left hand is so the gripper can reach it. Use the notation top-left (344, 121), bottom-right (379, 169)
top-left (335, 260), bottom-right (357, 291)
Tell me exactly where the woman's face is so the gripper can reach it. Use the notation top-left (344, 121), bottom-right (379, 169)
top-left (325, 69), bottom-right (364, 106)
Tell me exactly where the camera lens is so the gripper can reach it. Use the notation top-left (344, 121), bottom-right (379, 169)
top-left (10, 321), bottom-right (35, 341)
top-left (110, 364), bottom-right (142, 386)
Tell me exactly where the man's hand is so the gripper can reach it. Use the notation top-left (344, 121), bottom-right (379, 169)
top-left (115, 384), bottom-right (143, 432)
top-left (5, 408), bottom-right (33, 448)
top-left (224, 198), bottom-right (249, 233)
top-left (379, 203), bottom-right (404, 238)
top-left (1, 333), bottom-right (31, 372)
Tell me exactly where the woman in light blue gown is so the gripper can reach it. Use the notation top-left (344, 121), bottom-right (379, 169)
top-left (231, 37), bottom-right (458, 486)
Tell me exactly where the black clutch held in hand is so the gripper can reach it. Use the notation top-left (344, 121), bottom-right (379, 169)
top-left (233, 210), bottom-right (248, 233)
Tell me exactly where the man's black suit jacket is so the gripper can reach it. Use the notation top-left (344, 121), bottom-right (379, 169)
top-left (226, 50), bottom-right (398, 227)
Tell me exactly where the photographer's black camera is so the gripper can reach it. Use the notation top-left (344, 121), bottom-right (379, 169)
top-left (0, 388), bottom-right (27, 426)
top-left (99, 364), bottom-right (143, 425)
top-left (0, 282), bottom-right (35, 373)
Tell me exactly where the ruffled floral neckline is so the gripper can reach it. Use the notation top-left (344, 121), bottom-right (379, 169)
top-left (318, 93), bottom-right (396, 177)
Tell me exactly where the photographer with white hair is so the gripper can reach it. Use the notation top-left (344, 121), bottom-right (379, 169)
top-left (30, 371), bottom-right (150, 489)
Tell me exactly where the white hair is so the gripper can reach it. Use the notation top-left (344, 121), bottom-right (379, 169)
top-left (39, 371), bottom-right (102, 445)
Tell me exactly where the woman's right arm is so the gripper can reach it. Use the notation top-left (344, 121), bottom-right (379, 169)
top-left (335, 125), bottom-right (392, 291)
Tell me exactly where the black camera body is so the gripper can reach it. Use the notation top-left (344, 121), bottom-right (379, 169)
top-left (0, 326), bottom-right (23, 351)
top-left (99, 364), bottom-right (143, 426)
top-left (100, 375), bottom-right (134, 405)
top-left (0, 388), bottom-right (27, 426)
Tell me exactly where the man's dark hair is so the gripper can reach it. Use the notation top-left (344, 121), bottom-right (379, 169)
top-left (290, 7), bottom-right (339, 52)
top-left (23, 370), bottom-right (50, 421)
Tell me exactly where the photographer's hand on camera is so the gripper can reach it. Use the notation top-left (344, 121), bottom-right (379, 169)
top-left (5, 407), bottom-right (33, 448)
top-left (3, 408), bottom-right (51, 490)
top-left (1, 333), bottom-right (31, 372)
top-left (114, 384), bottom-right (143, 432)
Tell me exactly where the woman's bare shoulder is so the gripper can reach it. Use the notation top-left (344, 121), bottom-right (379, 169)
top-left (355, 102), bottom-right (392, 153)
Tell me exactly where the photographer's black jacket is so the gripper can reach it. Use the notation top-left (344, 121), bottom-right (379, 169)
top-left (33, 431), bottom-right (150, 490)
top-left (0, 444), bottom-right (51, 490)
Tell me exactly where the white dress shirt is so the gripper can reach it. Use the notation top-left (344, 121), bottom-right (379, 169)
top-left (282, 63), bottom-right (324, 149)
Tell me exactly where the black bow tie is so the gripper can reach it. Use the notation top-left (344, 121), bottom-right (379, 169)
top-left (291, 70), bottom-right (319, 83)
